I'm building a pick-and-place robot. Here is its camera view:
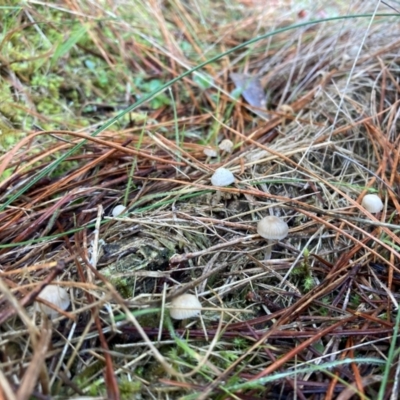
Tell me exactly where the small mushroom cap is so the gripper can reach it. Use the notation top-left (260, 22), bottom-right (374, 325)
top-left (34, 285), bottom-right (70, 318)
top-left (203, 147), bottom-right (218, 157)
top-left (219, 139), bottom-right (233, 153)
top-left (257, 216), bottom-right (289, 240)
top-left (211, 167), bottom-right (235, 187)
top-left (169, 294), bottom-right (202, 320)
top-left (112, 204), bottom-right (126, 217)
top-left (361, 194), bottom-right (383, 213)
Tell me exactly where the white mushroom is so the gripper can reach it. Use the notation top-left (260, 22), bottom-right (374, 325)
top-left (203, 147), bottom-right (218, 157)
top-left (211, 167), bottom-right (235, 187)
top-left (169, 294), bottom-right (202, 320)
top-left (361, 194), bottom-right (383, 213)
top-left (257, 216), bottom-right (289, 260)
top-left (218, 139), bottom-right (234, 153)
top-left (34, 285), bottom-right (70, 318)
top-left (112, 204), bottom-right (126, 217)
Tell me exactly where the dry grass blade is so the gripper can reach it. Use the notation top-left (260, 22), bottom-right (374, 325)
top-left (16, 321), bottom-right (52, 400)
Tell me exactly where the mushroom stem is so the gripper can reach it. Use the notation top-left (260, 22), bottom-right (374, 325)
top-left (257, 216), bottom-right (289, 261)
top-left (264, 240), bottom-right (273, 260)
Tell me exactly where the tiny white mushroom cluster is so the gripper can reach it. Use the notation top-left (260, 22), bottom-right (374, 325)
top-left (34, 285), bottom-right (70, 318)
top-left (257, 216), bottom-right (289, 260)
top-left (211, 167), bottom-right (235, 187)
top-left (169, 294), bottom-right (202, 320)
top-left (361, 194), bottom-right (383, 213)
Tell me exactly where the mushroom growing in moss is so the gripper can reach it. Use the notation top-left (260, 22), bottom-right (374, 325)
top-left (361, 194), bottom-right (383, 213)
top-left (257, 216), bottom-right (289, 260)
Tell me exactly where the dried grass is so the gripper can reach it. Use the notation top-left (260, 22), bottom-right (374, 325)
top-left (1, 0), bottom-right (400, 399)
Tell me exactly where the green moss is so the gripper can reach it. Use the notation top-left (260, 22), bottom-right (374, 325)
top-left (0, 6), bottom-right (133, 137)
top-left (133, 76), bottom-right (171, 109)
top-left (104, 275), bottom-right (133, 299)
top-left (83, 377), bottom-right (142, 399)
top-left (291, 248), bottom-right (315, 292)
top-left (0, 169), bottom-right (12, 180)
top-left (319, 297), bottom-right (331, 316)
top-left (350, 293), bottom-right (361, 308)
top-left (76, 360), bottom-right (104, 381)
top-left (119, 379), bottom-right (142, 399)
top-left (0, 118), bottom-right (23, 149)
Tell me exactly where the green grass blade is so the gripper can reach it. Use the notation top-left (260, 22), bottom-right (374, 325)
top-left (226, 358), bottom-right (385, 392)
top-left (378, 305), bottom-right (400, 399)
top-left (51, 24), bottom-right (87, 67)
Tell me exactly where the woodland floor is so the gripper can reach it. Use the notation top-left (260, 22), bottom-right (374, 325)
top-left (0, 1), bottom-right (400, 400)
